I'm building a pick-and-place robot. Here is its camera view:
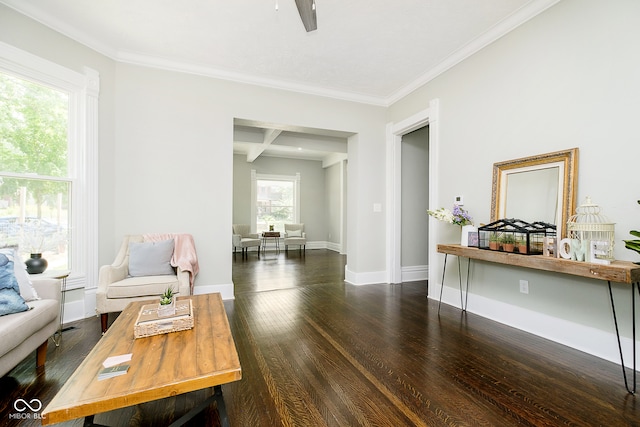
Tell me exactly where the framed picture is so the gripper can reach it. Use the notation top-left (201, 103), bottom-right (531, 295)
top-left (467, 231), bottom-right (479, 247)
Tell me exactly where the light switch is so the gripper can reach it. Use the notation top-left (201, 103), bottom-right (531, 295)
top-left (373, 203), bottom-right (382, 212)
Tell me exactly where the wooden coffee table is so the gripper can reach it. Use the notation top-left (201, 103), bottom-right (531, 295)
top-left (42, 293), bottom-right (241, 426)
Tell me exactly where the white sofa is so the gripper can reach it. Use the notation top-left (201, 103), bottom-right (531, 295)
top-left (0, 278), bottom-right (61, 377)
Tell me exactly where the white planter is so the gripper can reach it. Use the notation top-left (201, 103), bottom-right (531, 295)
top-left (157, 299), bottom-right (176, 317)
top-left (461, 225), bottom-right (477, 247)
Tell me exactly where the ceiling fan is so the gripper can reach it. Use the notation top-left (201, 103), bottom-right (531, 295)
top-left (295, 0), bottom-right (317, 32)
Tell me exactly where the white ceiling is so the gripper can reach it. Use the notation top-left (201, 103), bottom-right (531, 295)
top-left (1, 0), bottom-right (558, 105)
top-left (1, 0), bottom-right (558, 162)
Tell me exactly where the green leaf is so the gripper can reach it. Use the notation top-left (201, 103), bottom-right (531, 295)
top-left (624, 240), bottom-right (640, 253)
top-left (630, 230), bottom-right (640, 238)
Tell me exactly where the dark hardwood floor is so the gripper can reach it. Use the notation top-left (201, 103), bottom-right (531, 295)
top-left (1, 249), bottom-right (638, 426)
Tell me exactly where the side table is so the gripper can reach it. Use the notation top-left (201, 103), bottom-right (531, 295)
top-left (30, 270), bottom-right (70, 346)
top-left (262, 231), bottom-right (281, 253)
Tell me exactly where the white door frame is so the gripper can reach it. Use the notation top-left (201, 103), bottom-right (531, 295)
top-left (386, 98), bottom-right (439, 290)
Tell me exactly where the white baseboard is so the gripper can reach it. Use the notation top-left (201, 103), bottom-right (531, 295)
top-left (433, 285), bottom-right (640, 369)
top-left (325, 241), bottom-right (343, 253)
top-left (83, 287), bottom-right (97, 319)
top-left (344, 266), bottom-right (386, 286)
top-left (62, 298), bottom-right (90, 324)
top-left (401, 265), bottom-right (428, 282)
top-left (259, 240), bottom-right (340, 252)
top-left (194, 283), bottom-right (235, 300)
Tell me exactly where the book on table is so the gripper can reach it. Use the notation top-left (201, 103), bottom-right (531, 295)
top-left (98, 364), bottom-right (130, 380)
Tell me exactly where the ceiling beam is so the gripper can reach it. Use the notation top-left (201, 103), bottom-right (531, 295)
top-left (247, 129), bottom-right (282, 162)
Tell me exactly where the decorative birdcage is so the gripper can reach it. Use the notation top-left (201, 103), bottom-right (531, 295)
top-left (567, 197), bottom-right (615, 263)
top-left (478, 219), bottom-right (556, 255)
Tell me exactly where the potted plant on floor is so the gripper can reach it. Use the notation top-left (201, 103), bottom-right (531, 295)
top-left (158, 286), bottom-right (175, 317)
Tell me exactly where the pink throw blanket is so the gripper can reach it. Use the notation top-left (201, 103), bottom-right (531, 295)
top-left (143, 233), bottom-right (199, 293)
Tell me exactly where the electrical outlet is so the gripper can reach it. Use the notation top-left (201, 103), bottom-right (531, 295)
top-left (519, 280), bottom-right (529, 294)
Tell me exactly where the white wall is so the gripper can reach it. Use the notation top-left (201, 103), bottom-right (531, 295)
top-left (113, 63), bottom-right (387, 295)
top-left (1, 4), bottom-right (387, 307)
top-left (388, 0), bottom-right (640, 366)
top-left (324, 161), bottom-right (345, 252)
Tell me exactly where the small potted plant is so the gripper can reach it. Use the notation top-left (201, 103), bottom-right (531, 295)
top-left (158, 286), bottom-right (175, 317)
top-left (516, 237), bottom-right (528, 254)
top-left (489, 233), bottom-right (500, 251)
top-left (502, 234), bottom-right (515, 252)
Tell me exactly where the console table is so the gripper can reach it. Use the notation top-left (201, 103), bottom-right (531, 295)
top-left (437, 244), bottom-right (640, 394)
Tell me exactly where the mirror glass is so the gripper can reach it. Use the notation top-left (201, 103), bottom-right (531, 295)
top-left (491, 148), bottom-right (578, 238)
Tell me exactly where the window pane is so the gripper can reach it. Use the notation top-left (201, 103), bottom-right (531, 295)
top-left (256, 179), bottom-right (294, 233)
top-left (0, 176), bottom-right (70, 270)
top-left (0, 72), bottom-right (69, 177)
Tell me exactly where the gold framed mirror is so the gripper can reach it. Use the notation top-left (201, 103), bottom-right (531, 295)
top-left (491, 148), bottom-right (578, 238)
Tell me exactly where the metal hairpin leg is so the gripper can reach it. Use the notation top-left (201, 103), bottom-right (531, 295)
top-left (607, 280), bottom-right (638, 394)
top-left (438, 254), bottom-right (471, 314)
top-left (458, 257), bottom-right (471, 312)
top-left (437, 254), bottom-right (449, 313)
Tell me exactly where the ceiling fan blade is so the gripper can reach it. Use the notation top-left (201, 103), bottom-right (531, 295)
top-left (295, 0), bottom-right (317, 32)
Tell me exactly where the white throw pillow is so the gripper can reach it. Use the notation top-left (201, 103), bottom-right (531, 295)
top-left (288, 229), bottom-right (302, 237)
top-left (128, 239), bottom-right (175, 277)
top-left (0, 247), bottom-right (40, 301)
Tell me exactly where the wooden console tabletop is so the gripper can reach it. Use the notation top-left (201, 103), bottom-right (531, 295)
top-left (437, 244), bottom-right (640, 284)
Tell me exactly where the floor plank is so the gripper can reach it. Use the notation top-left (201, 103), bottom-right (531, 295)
top-left (1, 249), bottom-right (638, 426)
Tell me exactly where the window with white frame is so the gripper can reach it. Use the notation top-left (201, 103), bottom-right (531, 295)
top-left (0, 43), bottom-right (99, 288)
top-left (251, 171), bottom-right (300, 234)
top-left (0, 72), bottom-right (71, 269)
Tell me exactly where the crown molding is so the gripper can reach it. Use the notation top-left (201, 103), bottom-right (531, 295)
top-left (385, 0), bottom-right (562, 105)
top-left (115, 50), bottom-right (389, 106)
top-left (2, 0), bottom-right (561, 108)
top-left (0, 0), bottom-right (119, 59)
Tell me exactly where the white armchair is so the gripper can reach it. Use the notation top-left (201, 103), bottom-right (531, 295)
top-left (232, 224), bottom-right (261, 257)
top-left (284, 223), bottom-right (306, 252)
top-left (96, 235), bottom-right (192, 333)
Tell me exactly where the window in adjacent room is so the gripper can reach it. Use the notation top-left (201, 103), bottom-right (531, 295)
top-left (251, 171), bottom-right (300, 234)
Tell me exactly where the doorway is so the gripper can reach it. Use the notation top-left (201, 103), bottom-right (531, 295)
top-left (232, 119), bottom-right (351, 256)
top-left (386, 99), bottom-right (440, 296)
top-left (400, 126), bottom-right (429, 282)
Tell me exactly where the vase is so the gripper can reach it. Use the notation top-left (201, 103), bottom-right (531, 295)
top-left (460, 225), bottom-right (477, 247)
top-left (25, 253), bottom-right (48, 274)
